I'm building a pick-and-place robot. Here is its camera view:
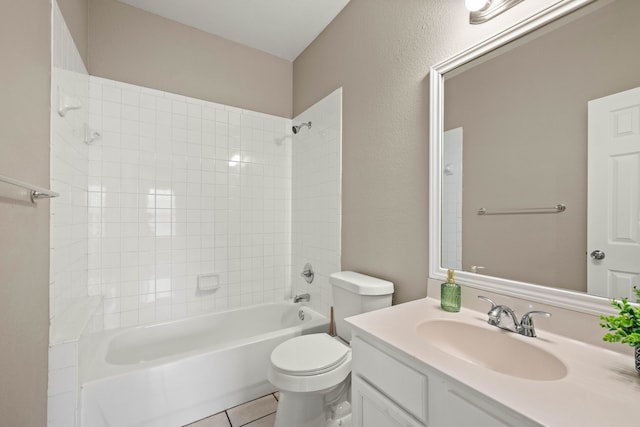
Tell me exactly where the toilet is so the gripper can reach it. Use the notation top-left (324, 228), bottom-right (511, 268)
top-left (268, 271), bottom-right (394, 427)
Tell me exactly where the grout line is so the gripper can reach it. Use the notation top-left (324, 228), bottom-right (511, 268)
top-left (224, 393), bottom-right (278, 412)
top-left (238, 410), bottom-right (277, 427)
top-left (226, 392), bottom-right (279, 427)
top-left (183, 391), bottom-right (279, 426)
top-left (225, 392), bottom-right (277, 411)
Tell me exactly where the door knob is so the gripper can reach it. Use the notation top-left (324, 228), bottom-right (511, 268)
top-left (590, 250), bottom-right (606, 260)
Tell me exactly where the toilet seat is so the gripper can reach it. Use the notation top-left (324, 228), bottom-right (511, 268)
top-left (268, 333), bottom-right (352, 393)
top-left (271, 333), bottom-right (349, 376)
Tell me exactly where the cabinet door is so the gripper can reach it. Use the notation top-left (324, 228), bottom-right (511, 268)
top-left (352, 376), bottom-right (425, 427)
top-left (352, 337), bottom-right (428, 422)
top-left (445, 391), bottom-right (511, 427)
top-left (430, 379), bottom-right (539, 427)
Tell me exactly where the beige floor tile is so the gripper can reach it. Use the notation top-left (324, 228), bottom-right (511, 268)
top-left (273, 391), bottom-right (280, 401)
top-left (227, 395), bottom-right (278, 427)
top-left (243, 413), bottom-right (276, 427)
top-left (184, 412), bottom-right (231, 427)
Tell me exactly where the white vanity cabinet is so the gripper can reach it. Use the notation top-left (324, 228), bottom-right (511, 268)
top-left (351, 334), bottom-right (540, 427)
top-left (352, 377), bottom-right (424, 427)
top-left (352, 337), bottom-right (428, 426)
top-left (427, 376), bottom-right (538, 427)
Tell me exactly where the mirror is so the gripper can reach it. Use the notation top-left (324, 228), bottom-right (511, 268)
top-left (430, 0), bottom-right (640, 314)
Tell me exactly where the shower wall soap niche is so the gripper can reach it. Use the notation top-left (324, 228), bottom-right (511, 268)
top-left (197, 273), bottom-right (220, 292)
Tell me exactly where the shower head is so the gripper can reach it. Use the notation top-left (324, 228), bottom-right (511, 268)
top-left (292, 121), bottom-right (312, 134)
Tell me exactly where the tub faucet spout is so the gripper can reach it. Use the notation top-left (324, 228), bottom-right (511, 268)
top-left (294, 293), bottom-right (310, 303)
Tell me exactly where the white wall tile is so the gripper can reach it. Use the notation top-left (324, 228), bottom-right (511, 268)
top-left (50, 11), bottom-right (88, 427)
top-left (85, 76), bottom-right (293, 329)
top-left (47, 391), bottom-right (77, 427)
top-left (291, 89), bottom-right (343, 317)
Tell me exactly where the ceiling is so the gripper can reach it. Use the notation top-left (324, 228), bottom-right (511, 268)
top-left (116, 0), bottom-right (351, 61)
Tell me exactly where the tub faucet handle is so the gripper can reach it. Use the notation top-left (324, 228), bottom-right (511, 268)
top-left (301, 263), bottom-right (314, 284)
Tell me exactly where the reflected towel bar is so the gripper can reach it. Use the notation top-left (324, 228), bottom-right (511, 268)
top-left (478, 204), bottom-right (566, 215)
top-left (0, 174), bottom-right (60, 203)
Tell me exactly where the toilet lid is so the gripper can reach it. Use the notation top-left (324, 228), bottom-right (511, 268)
top-left (271, 333), bottom-right (350, 376)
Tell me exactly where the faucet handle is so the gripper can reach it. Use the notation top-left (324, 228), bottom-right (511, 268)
top-left (519, 311), bottom-right (551, 337)
top-left (477, 296), bottom-right (497, 312)
top-left (478, 296), bottom-right (501, 326)
top-left (300, 263), bottom-right (314, 284)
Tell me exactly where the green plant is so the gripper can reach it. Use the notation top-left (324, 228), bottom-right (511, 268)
top-left (600, 287), bottom-right (640, 347)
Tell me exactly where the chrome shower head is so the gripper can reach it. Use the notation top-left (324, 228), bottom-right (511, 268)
top-left (292, 121), bottom-right (312, 134)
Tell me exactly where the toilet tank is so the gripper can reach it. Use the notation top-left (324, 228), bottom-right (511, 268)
top-left (329, 271), bottom-right (394, 342)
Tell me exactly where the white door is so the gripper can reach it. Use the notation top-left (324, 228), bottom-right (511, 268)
top-left (587, 87), bottom-right (640, 299)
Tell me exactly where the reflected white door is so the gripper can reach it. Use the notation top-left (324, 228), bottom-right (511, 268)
top-left (587, 87), bottom-right (640, 298)
top-left (443, 128), bottom-right (463, 271)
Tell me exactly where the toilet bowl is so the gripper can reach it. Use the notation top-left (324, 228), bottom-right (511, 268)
top-left (268, 272), bottom-right (394, 427)
top-left (268, 333), bottom-right (352, 427)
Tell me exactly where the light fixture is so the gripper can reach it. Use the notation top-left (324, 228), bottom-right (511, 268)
top-left (466, 0), bottom-right (524, 24)
top-left (465, 0), bottom-right (488, 12)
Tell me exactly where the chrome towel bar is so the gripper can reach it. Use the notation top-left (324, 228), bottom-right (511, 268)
top-left (478, 203), bottom-right (566, 215)
top-left (0, 174), bottom-right (60, 204)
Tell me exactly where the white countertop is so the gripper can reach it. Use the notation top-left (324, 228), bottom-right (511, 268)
top-left (346, 297), bottom-right (640, 427)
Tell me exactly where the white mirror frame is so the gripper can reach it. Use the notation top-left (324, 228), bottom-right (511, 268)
top-left (428, 0), bottom-right (618, 316)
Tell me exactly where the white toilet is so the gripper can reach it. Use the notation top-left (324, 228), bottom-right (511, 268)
top-left (268, 271), bottom-right (394, 427)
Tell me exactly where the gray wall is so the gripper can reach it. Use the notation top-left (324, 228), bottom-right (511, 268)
top-left (292, 0), bottom-right (561, 303)
top-left (445, 0), bottom-right (640, 292)
top-left (87, 0), bottom-right (293, 118)
top-left (0, 0), bottom-right (51, 425)
top-left (57, 0), bottom-right (89, 64)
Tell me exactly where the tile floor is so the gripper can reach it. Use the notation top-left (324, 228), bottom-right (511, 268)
top-left (185, 392), bottom-right (279, 427)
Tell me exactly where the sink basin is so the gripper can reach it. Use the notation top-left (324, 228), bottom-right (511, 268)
top-left (416, 319), bottom-right (567, 381)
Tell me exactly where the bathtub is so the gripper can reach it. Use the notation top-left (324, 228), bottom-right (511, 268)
top-left (80, 302), bottom-right (328, 427)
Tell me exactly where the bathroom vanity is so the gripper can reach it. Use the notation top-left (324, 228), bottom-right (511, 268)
top-left (346, 298), bottom-right (639, 427)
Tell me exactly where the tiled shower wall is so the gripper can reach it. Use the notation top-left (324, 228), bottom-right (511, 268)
top-left (50, 1), bottom-right (90, 329)
top-left (48, 2), bottom-right (90, 426)
top-left (291, 89), bottom-right (342, 317)
top-left (49, 3), bottom-right (339, 423)
top-left (87, 77), bottom-right (292, 329)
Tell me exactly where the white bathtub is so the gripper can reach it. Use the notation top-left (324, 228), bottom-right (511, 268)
top-left (80, 302), bottom-right (328, 427)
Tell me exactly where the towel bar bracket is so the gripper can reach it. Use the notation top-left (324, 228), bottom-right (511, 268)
top-left (0, 174), bottom-right (60, 204)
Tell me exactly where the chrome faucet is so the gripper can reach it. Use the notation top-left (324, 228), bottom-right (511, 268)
top-left (478, 296), bottom-right (551, 338)
top-left (294, 293), bottom-right (310, 303)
